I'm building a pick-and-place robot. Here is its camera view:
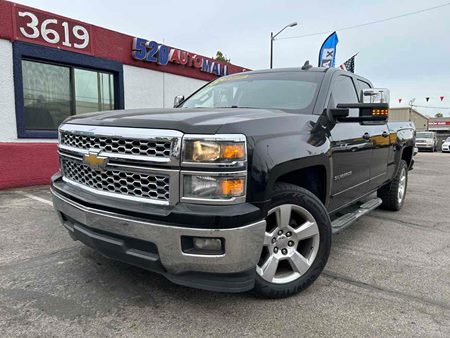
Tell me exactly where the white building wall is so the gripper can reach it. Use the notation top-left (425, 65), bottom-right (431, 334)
top-left (0, 40), bottom-right (17, 142)
top-left (162, 72), bottom-right (206, 108)
top-left (123, 65), bottom-right (164, 109)
top-left (123, 64), bottom-right (206, 109)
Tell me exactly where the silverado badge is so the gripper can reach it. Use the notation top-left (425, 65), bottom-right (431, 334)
top-left (83, 149), bottom-right (108, 171)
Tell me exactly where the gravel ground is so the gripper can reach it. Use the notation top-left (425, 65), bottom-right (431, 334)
top-left (0, 152), bottom-right (449, 337)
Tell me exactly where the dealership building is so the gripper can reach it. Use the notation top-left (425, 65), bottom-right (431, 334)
top-left (0, 0), bottom-right (247, 189)
top-left (428, 117), bottom-right (450, 148)
top-left (389, 107), bottom-right (429, 131)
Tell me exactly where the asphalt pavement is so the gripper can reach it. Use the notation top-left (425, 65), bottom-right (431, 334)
top-left (0, 152), bottom-right (449, 337)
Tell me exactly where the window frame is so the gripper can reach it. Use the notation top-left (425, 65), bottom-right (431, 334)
top-left (13, 42), bottom-right (124, 139)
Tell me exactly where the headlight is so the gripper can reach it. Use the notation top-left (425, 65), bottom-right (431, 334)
top-left (181, 134), bottom-right (247, 204)
top-left (183, 135), bottom-right (246, 164)
top-left (183, 175), bottom-right (246, 200)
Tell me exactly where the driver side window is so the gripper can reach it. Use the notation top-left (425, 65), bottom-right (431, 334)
top-left (330, 75), bottom-right (359, 117)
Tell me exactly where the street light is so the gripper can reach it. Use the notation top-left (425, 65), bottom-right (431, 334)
top-left (270, 22), bottom-right (298, 69)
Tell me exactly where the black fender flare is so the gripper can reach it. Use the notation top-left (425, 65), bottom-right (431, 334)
top-left (264, 154), bottom-right (331, 206)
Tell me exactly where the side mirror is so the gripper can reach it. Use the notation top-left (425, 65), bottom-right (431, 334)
top-left (173, 95), bottom-right (185, 108)
top-left (335, 103), bottom-right (389, 122)
top-left (329, 108), bottom-right (349, 122)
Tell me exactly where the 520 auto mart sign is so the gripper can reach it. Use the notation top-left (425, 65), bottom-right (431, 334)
top-left (132, 37), bottom-right (229, 77)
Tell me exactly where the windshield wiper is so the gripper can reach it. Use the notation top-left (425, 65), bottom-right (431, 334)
top-left (215, 106), bottom-right (255, 109)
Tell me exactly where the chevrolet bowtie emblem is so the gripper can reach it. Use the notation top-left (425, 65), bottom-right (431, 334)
top-left (83, 149), bottom-right (108, 171)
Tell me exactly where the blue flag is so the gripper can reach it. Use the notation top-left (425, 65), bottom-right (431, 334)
top-left (318, 32), bottom-right (339, 68)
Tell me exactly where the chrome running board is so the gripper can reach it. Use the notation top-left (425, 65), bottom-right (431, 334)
top-left (331, 198), bottom-right (382, 234)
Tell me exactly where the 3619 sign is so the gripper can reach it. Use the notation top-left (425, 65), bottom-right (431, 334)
top-left (14, 6), bottom-right (92, 54)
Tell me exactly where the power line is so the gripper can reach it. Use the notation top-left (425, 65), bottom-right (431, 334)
top-left (412, 104), bottom-right (450, 109)
top-left (277, 2), bottom-right (450, 40)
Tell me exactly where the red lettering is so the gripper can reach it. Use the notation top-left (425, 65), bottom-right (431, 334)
top-left (193, 55), bottom-right (203, 68)
top-left (179, 51), bottom-right (189, 65)
top-left (169, 48), bottom-right (179, 64)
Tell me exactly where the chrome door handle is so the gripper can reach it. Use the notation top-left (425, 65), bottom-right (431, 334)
top-left (362, 132), bottom-right (371, 140)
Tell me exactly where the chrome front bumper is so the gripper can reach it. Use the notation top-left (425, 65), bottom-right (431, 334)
top-left (416, 144), bottom-right (433, 149)
top-left (51, 188), bottom-right (266, 275)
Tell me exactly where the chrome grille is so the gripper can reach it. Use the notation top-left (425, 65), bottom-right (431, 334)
top-left (61, 157), bottom-right (170, 202)
top-left (60, 132), bottom-right (172, 157)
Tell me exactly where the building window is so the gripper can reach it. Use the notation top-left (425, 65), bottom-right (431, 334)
top-left (21, 59), bottom-right (115, 132)
top-left (74, 69), bottom-right (114, 114)
top-left (14, 42), bottom-right (124, 139)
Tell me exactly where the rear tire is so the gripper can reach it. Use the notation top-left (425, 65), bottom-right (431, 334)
top-left (377, 160), bottom-right (408, 211)
top-left (253, 183), bottom-right (332, 298)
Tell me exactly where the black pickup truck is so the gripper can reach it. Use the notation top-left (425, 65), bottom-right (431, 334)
top-left (51, 66), bottom-right (415, 298)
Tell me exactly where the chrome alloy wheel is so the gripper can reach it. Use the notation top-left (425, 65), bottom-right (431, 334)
top-left (398, 168), bottom-right (407, 204)
top-left (256, 204), bottom-right (320, 284)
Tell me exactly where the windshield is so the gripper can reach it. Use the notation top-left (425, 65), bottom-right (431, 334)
top-left (180, 71), bottom-right (324, 113)
top-left (446, 137), bottom-right (450, 142)
top-left (416, 132), bottom-right (433, 138)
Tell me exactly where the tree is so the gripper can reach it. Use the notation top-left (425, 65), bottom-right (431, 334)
top-left (435, 112), bottom-right (444, 118)
top-left (214, 50), bottom-right (230, 63)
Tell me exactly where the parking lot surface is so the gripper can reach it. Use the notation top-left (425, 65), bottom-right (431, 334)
top-left (0, 152), bottom-right (449, 337)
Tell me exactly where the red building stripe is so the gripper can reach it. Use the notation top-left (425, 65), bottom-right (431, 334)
top-left (0, 143), bottom-right (59, 189)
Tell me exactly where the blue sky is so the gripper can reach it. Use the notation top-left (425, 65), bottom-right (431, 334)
top-left (16, 0), bottom-right (450, 116)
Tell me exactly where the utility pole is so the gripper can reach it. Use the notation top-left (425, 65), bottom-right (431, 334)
top-left (409, 98), bottom-right (416, 122)
top-left (270, 22), bottom-right (298, 69)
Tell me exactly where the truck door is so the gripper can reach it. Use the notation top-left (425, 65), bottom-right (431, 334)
top-left (356, 79), bottom-right (391, 190)
top-left (328, 75), bottom-right (371, 212)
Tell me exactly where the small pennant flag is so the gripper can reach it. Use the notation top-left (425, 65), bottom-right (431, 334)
top-left (398, 98), bottom-right (402, 103)
top-left (440, 96), bottom-right (444, 101)
top-left (426, 97), bottom-right (430, 102)
top-left (339, 53), bottom-right (357, 73)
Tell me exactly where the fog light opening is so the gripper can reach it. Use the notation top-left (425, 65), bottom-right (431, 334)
top-left (181, 236), bottom-right (225, 255)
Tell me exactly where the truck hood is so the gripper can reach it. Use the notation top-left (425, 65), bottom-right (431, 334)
top-left (64, 107), bottom-right (306, 135)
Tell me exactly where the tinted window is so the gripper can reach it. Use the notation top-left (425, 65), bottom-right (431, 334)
top-left (21, 59), bottom-right (115, 132)
top-left (22, 61), bottom-right (71, 130)
top-left (181, 71), bottom-right (324, 114)
top-left (416, 132), bottom-right (433, 138)
top-left (75, 69), bottom-right (114, 114)
top-left (357, 79), bottom-right (371, 91)
top-left (330, 75), bottom-right (359, 117)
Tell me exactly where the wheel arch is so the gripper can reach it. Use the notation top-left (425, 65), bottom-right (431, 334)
top-left (265, 155), bottom-right (331, 206)
top-left (401, 146), bottom-right (414, 169)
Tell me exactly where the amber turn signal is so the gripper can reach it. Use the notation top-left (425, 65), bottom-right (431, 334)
top-left (372, 109), bottom-right (389, 116)
top-left (221, 144), bottom-right (246, 160)
top-left (220, 178), bottom-right (245, 197)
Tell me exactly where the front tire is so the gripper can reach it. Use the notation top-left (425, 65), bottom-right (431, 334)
top-left (377, 160), bottom-right (408, 211)
top-left (253, 183), bottom-right (332, 298)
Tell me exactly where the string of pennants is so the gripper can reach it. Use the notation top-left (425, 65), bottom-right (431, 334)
top-left (397, 96), bottom-right (444, 103)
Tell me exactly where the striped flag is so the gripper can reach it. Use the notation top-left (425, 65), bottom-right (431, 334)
top-left (339, 53), bottom-right (358, 73)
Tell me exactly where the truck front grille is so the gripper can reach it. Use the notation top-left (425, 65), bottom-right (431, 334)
top-left (60, 132), bottom-right (172, 158)
top-left (57, 125), bottom-right (182, 206)
top-left (61, 158), bottom-right (170, 202)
